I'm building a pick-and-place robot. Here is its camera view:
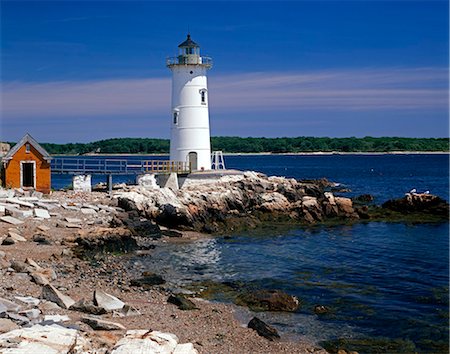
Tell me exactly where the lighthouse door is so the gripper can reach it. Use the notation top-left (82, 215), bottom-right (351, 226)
top-left (188, 152), bottom-right (198, 171)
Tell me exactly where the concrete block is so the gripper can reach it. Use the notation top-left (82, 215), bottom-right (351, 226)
top-left (73, 175), bottom-right (92, 193)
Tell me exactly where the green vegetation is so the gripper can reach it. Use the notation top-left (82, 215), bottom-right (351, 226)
top-left (8, 136), bottom-right (449, 155)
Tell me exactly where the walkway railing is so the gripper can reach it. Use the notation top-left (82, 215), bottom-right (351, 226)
top-left (51, 158), bottom-right (190, 175)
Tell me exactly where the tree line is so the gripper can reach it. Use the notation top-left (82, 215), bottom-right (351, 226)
top-left (7, 137), bottom-right (449, 155)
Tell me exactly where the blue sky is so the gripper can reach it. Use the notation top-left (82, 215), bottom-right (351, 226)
top-left (1, 0), bottom-right (448, 143)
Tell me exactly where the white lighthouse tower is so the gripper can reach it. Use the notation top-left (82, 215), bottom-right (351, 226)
top-left (166, 34), bottom-right (212, 171)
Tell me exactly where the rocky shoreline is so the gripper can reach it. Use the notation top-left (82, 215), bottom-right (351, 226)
top-left (0, 172), bottom-right (448, 353)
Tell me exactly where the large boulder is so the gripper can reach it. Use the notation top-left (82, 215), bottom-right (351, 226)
top-left (110, 330), bottom-right (198, 354)
top-left (0, 324), bottom-right (88, 353)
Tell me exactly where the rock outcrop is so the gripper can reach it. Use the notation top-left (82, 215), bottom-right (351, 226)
top-left (115, 172), bottom-right (357, 233)
top-left (382, 193), bottom-right (449, 216)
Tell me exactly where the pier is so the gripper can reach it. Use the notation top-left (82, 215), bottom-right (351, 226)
top-left (51, 158), bottom-right (190, 192)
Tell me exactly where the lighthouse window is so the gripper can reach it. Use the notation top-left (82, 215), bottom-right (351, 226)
top-left (173, 111), bottom-right (178, 125)
top-left (200, 89), bottom-right (207, 105)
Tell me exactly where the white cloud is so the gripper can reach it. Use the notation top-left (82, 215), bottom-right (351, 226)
top-left (1, 67), bottom-right (447, 120)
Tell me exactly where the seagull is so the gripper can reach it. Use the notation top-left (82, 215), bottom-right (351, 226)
top-left (424, 190), bottom-right (430, 194)
top-left (409, 189), bottom-right (417, 194)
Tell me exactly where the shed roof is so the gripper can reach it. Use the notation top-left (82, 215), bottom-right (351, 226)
top-left (3, 133), bottom-right (52, 162)
top-left (178, 34), bottom-right (199, 48)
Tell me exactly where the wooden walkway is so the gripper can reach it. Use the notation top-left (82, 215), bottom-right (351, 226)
top-left (51, 158), bottom-right (190, 175)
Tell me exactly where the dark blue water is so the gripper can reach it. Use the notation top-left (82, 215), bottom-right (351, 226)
top-left (53, 154), bottom-right (449, 352)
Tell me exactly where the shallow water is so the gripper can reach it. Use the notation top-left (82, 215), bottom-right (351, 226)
top-left (53, 154), bottom-right (449, 352)
top-left (131, 222), bottom-right (449, 351)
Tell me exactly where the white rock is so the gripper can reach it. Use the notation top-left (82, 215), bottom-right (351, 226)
top-left (34, 208), bottom-right (51, 219)
top-left (66, 223), bottom-right (82, 229)
top-left (0, 205), bottom-right (5, 215)
top-left (80, 208), bottom-right (96, 215)
top-left (82, 204), bottom-right (100, 211)
top-left (73, 175), bottom-right (92, 193)
top-left (94, 289), bottom-right (125, 312)
top-left (15, 296), bottom-right (40, 306)
top-left (37, 224), bottom-right (51, 232)
top-left (302, 196), bottom-right (319, 208)
top-left (8, 231), bottom-right (26, 242)
top-left (65, 217), bottom-right (82, 224)
top-left (324, 192), bottom-right (336, 205)
top-left (19, 308), bottom-right (41, 319)
top-left (5, 198), bottom-right (34, 208)
top-left (111, 330), bottom-right (179, 354)
top-left (174, 343), bottom-right (199, 354)
top-left (0, 324), bottom-right (84, 354)
top-left (137, 174), bottom-right (160, 189)
top-left (5, 207), bottom-right (32, 218)
top-left (31, 191), bottom-right (44, 199)
top-left (0, 298), bottom-right (21, 313)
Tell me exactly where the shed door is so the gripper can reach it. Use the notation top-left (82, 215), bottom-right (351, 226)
top-left (22, 162), bottom-right (35, 188)
top-left (188, 152), bottom-right (197, 171)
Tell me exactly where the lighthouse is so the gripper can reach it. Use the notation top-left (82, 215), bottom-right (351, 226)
top-left (166, 34), bottom-right (212, 171)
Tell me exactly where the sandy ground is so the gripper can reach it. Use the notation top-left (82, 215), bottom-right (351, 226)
top-left (0, 191), bottom-right (327, 354)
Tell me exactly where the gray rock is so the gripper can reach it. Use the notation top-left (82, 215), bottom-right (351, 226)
top-left (94, 289), bottom-right (125, 312)
top-left (43, 314), bottom-right (70, 323)
top-left (1, 236), bottom-right (16, 245)
top-left (81, 316), bottom-right (126, 330)
top-left (10, 260), bottom-right (33, 273)
top-left (248, 317), bottom-right (280, 341)
top-left (70, 299), bottom-right (107, 315)
top-left (42, 284), bottom-right (75, 309)
top-left (167, 295), bottom-right (198, 311)
top-left (32, 233), bottom-right (51, 245)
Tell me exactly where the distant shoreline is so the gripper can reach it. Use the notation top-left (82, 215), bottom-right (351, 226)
top-left (61, 151), bottom-right (450, 157)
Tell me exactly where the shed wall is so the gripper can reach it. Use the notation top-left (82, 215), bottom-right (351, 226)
top-left (4, 144), bottom-right (51, 194)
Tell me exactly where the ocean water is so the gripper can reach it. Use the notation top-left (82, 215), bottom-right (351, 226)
top-left (52, 154), bottom-right (449, 352)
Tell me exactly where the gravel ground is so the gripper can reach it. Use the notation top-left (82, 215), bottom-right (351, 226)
top-left (0, 191), bottom-right (327, 353)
